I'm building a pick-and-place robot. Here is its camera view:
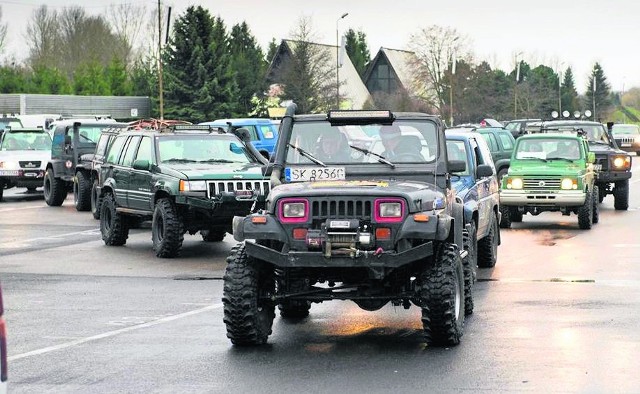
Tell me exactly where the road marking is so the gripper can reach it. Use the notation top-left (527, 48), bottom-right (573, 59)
top-left (0, 205), bottom-right (46, 213)
top-left (613, 244), bottom-right (640, 248)
top-left (8, 303), bottom-right (222, 362)
top-left (0, 229), bottom-right (100, 246)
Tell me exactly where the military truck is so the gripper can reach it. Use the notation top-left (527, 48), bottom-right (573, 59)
top-left (97, 124), bottom-right (269, 257)
top-left (445, 130), bottom-right (501, 315)
top-left (526, 120), bottom-right (632, 210)
top-left (499, 132), bottom-right (598, 229)
top-left (225, 105), bottom-right (473, 347)
top-left (43, 119), bottom-right (127, 207)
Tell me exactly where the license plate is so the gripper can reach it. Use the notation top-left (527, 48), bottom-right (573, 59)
top-left (284, 167), bottom-right (346, 182)
top-left (0, 170), bottom-right (19, 176)
top-left (593, 164), bottom-right (602, 171)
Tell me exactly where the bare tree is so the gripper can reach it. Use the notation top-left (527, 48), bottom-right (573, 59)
top-left (279, 16), bottom-right (336, 113)
top-left (0, 7), bottom-right (7, 53)
top-left (407, 25), bottom-right (470, 116)
top-left (107, 3), bottom-right (149, 67)
top-left (26, 5), bottom-right (61, 67)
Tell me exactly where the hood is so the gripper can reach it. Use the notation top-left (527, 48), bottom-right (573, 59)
top-left (507, 160), bottom-right (586, 177)
top-left (165, 161), bottom-right (265, 180)
top-left (0, 150), bottom-right (51, 168)
top-left (588, 142), bottom-right (626, 155)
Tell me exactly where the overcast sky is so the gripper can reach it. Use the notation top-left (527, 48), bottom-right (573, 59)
top-left (2, 0), bottom-right (637, 95)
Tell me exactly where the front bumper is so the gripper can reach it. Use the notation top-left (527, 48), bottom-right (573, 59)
top-left (596, 170), bottom-right (632, 183)
top-left (0, 169), bottom-right (46, 187)
top-left (500, 189), bottom-right (586, 206)
top-left (244, 239), bottom-right (434, 269)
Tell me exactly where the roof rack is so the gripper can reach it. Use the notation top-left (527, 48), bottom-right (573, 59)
top-left (128, 118), bottom-right (192, 130)
top-left (161, 124), bottom-right (226, 134)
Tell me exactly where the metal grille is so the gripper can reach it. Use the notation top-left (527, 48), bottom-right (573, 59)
top-left (311, 198), bottom-right (372, 220)
top-left (595, 155), bottom-right (609, 171)
top-left (208, 180), bottom-right (270, 198)
top-left (523, 178), bottom-right (561, 190)
top-left (615, 137), bottom-right (635, 144)
top-left (19, 161), bottom-right (41, 168)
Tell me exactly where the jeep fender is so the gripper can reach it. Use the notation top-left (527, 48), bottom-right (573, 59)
top-left (495, 159), bottom-right (510, 174)
top-left (233, 214), bottom-right (288, 243)
top-left (462, 200), bottom-right (478, 225)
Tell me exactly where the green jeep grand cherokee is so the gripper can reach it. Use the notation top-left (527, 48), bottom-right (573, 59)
top-left (499, 132), bottom-right (599, 230)
top-left (97, 125), bottom-right (269, 257)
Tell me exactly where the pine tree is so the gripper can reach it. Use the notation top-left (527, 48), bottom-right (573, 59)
top-left (162, 7), bottom-right (240, 122)
top-left (344, 29), bottom-right (370, 78)
top-left (585, 62), bottom-right (612, 120)
top-left (104, 58), bottom-right (130, 96)
top-left (560, 67), bottom-right (579, 114)
top-left (266, 38), bottom-right (278, 64)
top-left (229, 21), bottom-right (267, 116)
top-left (27, 66), bottom-right (71, 94)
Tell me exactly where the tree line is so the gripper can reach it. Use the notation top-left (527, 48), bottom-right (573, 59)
top-left (0, 5), bottom-right (624, 123)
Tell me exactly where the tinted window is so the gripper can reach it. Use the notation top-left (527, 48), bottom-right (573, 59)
top-left (497, 132), bottom-right (514, 150)
top-left (136, 136), bottom-right (152, 162)
top-left (106, 135), bottom-right (127, 164)
top-left (481, 133), bottom-right (498, 151)
top-left (121, 136), bottom-right (141, 167)
top-left (96, 134), bottom-right (110, 156)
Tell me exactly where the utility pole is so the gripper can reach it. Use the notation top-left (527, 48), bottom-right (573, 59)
top-left (336, 13), bottom-right (348, 109)
top-left (158, 0), bottom-right (164, 120)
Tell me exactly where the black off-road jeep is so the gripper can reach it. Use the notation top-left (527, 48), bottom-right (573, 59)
top-left (224, 105), bottom-right (470, 346)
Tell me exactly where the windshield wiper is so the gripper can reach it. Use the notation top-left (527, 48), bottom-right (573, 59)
top-left (162, 158), bottom-right (197, 163)
top-left (521, 157), bottom-right (547, 162)
top-left (546, 157), bottom-right (574, 162)
top-left (287, 143), bottom-right (326, 167)
top-left (199, 159), bottom-right (236, 163)
top-left (349, 145), bottom-right (395, 168)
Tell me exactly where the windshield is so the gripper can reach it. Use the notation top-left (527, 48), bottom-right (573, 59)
top-left (611, 124), bottom-right (640, 135)
top-left (71, 126), bottom-right (108, 144)
top-left (0, 119), bottom-right (23, 129)
top-left (1, 130), bottom-right (52, 151)
top-left (157, 135), bottom-right (254, 163)
top-left (515, 138), bottom-right (583, 160)
top-left (286, 120), bottom-right (438, 165)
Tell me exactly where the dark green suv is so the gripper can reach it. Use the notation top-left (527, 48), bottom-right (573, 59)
top-left (97, 125), bottom-right (269, 257)
top-left (225, 105), bottom-right (470, 347)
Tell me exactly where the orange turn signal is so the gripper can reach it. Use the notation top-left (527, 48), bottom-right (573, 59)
top-left (413, 213), bottom-right (429, 222)
top-left (292, 228), bottom-right (308, 240)
top-left (251, 216), bottom-right (267, 224)
top-left (375, 227), bottom-right (391, 240)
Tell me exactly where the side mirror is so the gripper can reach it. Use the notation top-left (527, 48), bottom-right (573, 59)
top-left (132, 159), bottom-right (151, 171)
top-left (587, 152), bottom-right (596, 164)
top-left (448, 159), bottom-right (466, 173)
top-left (476, 164), bottom-right (494, 178)
top-left (64, 135), bottom-right (72, 145)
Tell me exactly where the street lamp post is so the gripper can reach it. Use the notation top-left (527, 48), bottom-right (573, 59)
top-left (558, 63), bottom-right (564, 116)
top-left (513, 52), bottom-right (523, 119)
top-left (336, 12), bottom-right (348, 109)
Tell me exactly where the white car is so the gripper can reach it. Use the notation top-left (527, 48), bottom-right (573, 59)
top-left (0, 127), bottom-right (52, 201)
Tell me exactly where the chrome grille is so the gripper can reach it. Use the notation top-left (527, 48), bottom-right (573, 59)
top-left (523, 178), bottom-right (561, 190)
top-left (207, 180), bottom-right (270, 198)
top-left (311, 199), bottom-right (372, 220)
top-left (615, 137), bottom-right (635, 144)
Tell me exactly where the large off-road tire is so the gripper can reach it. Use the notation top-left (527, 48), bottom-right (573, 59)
top-left (100, 193), bottom-right (129, 246)
top-left (152, 198), bottom-right (184, 258)
top-left (477, 213), bottom-right (499, 268)
top-left (0, 180), bottom-right (4, 202)
top-left (577, 189), bottom-right (593, 230)
top-left (613, 179), bottom-right (629, 211)
top-left (201, 229), bottom-right (226, 242)
top-left (462, 221), bottom-right (477, 316)
top-left (499, 205), bottom-right (511, 229)
top-left (91, 179), bottom-right (102, 220)
top-left (592, 186), bottom-right (600, 224)
top-left (510, 208), bottom-right (523, 222)
top-left (223, 244), bottom-right (275, 346)
top-left (278, 278), bottom-right (311, 319)
top-left (73, 171), bottom-right (91, 212)
top-left (420, 242), bottom-right (465, 346)
top-left (43, 169), bottom-right (66, 206)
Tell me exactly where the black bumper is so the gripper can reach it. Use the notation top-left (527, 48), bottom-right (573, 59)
top-left (244, 239), bottom-right (434, 268)
top-left (596, 171), bottom-right (632, 183)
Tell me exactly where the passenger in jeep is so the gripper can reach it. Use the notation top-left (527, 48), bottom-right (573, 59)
top-left (315, 129), bottom-right (351, 162)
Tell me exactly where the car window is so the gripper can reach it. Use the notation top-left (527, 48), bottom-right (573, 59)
top-left (260, 125), bottom-right (276, 139)
top-left (157, 135), bottom-right (253, 163)
top-left (231, 125), bottom-right (259, 141)
top-left (1, 131), bottom-right (51, 151)
top-left (446, 140), bottom-right (470, 175)
top-left (106, 135), bottom-right (127, 164)
top-left (497, 132), bottom-right (514, 150)
top-left (121, 136), bottom-right (141, 167)
top-left (611, 125), bottom-right (640, 135)
top-left (96, 134), bottom-right (111, 156)
top-left (480, 133), bottom-right (498, 152)
top-left (136, 136), bottom-right (152, 162)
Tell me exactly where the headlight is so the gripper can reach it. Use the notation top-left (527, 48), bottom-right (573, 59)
top-left (283, 202), bottom-right (306, 218)
top-left (612, 156), bottom-right (631, 169)
top-left (379, 202), bottom-right (402, 217)
top-left (278, 198), bottom-right (308, 223)
top-left (561, 178), bottom-right (577, 190)
top-left (179, 180), bottom-right (207, 192)
top-left (375, 198), bottom-right (405, 223)
top-left (507, 177), bottom-right (523, 189)
top-left (0, 161), bottom-right (17, 169)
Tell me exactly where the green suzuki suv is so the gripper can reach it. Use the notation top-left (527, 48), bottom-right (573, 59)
top-left (97, 125), bottom-right (269, 257)
top-left (499, 132), bottom-right (598, 229)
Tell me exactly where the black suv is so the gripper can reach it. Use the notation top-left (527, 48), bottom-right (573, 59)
top-left (225, 105), bottom-right (471, 347)
top-left (44, 119), bottom-right (127, 207)
top-left (97, 125), bottom-right (269, 257)
top-left (526, 120), bottom-right (632, 210)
